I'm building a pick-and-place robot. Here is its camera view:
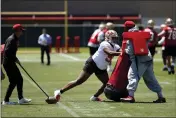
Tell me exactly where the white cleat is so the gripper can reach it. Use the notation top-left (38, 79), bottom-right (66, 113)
top-left (18, 98), bottom-right (32, 104)
top-left (90, 96), bottom-right (102, 102)
top-left (2, 101), bottom-right (17, 105)
top-left (54, 90), bottom-right (61, 102)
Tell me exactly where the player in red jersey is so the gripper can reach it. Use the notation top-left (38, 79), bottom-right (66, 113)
top-left (88, 23), bottom-right (106, 56)
top-left (158, 18), bottom-right (176, 74)
top-left (144, 20), bottom-right (158, 58)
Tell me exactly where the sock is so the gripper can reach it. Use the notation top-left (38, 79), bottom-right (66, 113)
top-left (171, 63), bottom-right (175, 67)
top-left (168, 67), bottom-right (171, 72)
top-left (128, 91), bottom-right (134, 97)
top-left (157, 91), bottom-right (163, 98)
top-left (164, 65), bottom-right (167, 68)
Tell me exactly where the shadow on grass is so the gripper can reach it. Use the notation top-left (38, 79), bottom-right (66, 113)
top-left (103, 100), bottom-right (162, 104)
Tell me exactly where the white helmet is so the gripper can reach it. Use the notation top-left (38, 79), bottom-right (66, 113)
top-left (105, 30), bottom-right (118, 43)
top-left (106, 22), bottom-right (114, 30)
top-left (160, 24), bottom-right (166, 30)
top-left (99, 24), bottom-right (105, 30)
top-left (165, 18), bottom-right (173, 26)
top-left (147, 19), bottom-right (155, 27)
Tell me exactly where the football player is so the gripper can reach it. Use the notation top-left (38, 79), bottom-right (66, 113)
top-left (158, 18), bottom-right (176, 74)
top-left (54, 30), bottom-right (121, 102)
top-left (87, 23), bottom-right (106, 56)
top-left (144, 19), bottom-right (158, 58)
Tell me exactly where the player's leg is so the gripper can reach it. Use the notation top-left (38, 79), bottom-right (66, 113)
top-left (41, 46), bottom-right (44, 64)
top-left (120, 61), bottom-right (139, 103)
top-left (54, 57), bottom-right (94, 101)
top-left (45, 46), bottom-right (50, 65)
top-left (61, 71), bottom-right (91, 93)
top-left (162, 49), bottom-right (167, 71)
top-left (3, 64), bottom-right (17, 104)
top-left (121, 60), bottom-right (147, 103)
top-left (142, 62), bottom-right (166, 103)
top-left (90, 71), bottom-right (109, 101)
top-left (171, 56), bottom-right (176, 67)
top-left (167, 56), bottom-right (172, 74)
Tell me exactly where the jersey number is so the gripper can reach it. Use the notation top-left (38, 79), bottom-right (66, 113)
top-left (168, 30), bottom-right (176, 40)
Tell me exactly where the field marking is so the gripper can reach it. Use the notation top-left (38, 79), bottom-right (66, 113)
top-left (21, 73), bottom-right (80, 117)
top-left (59, 53), bottom-right (81, 61)
top-left (57, 102), bottom-right (80, 117)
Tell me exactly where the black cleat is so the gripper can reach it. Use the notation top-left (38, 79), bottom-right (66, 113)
top-left (171, 65), bottom-right (175, 74)
top-left (162, 67), bottom-right (168, 71)
top-left (153, 97), bottom-right (166, 103)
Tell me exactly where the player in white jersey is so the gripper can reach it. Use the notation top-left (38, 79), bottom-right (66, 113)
top-left (98, 22), bottom-right (115, 72)
top-left (54, 30), bottom-right (121, 102)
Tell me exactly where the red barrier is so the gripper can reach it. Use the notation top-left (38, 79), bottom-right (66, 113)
top-left (49, 44), bottom-right (52, 53)
top-left (74, 36), bottom-right (80, 53)
top-left (55, 36), bottom-right (61, 53)
top-left (66, 36), bottom-right (70, 53)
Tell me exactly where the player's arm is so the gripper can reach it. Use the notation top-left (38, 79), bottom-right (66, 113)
top-left (158, 36), bottom-right (165, 45)
top-left (158, 30), bottom-right (165, 37)
top-left (103, 48), bottom-right (121, 56)
top-left (38, 35), bottom-right (42, 45)
top-left (97, 32), bottom-right (105, 43)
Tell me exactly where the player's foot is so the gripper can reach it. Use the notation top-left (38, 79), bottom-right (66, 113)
top-left (54, 90), bottom-right (61, 102)
top-left (18, 98), bottom-right (32, 104)
top-left (120, 96), bottom-right (135, 103)
top-left (162, 67), bottom-right (168, 71)
top-left (90, 96), bottom-right (102, 102)
top-left (171, 65), bottom-right (175, 74)
top-left (153, 97), bottom-right (166, 103)
top-left (2, 101), bottom-right (17, 105)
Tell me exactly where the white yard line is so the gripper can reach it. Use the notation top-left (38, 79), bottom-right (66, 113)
top-left (21, 73), bottom-right (80, 117)
top-left (59, 53), bottom-right (81, 61)
top-left (57, 102), bottom-right (80, 117)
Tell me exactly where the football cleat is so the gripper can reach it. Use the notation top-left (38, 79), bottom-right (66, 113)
top-left (90, 96), bottom-right (102, 102)
top-left (153, 97), bottom-right (166, 103)
top-left (54, 90), bottom-right (61, 102)
top-left (162, 67), bottom-right (168, 71)
top-left (120, 96), bottom-right (135, 103)
top-left (171, 65), bottom-right (175, 74)
top-left (18, 98), bottom-right (32, 104)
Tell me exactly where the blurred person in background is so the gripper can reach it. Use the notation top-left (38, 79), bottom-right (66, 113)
top-left (158, 24), bottom-right (168, 71)
top-left (2, 24), bottom-right (31, 105)
top-left (144, 19), bottom-right (158, 58)
top-left (1, 44), bottom-right (5, 80)
top-left (158, 18), bottom-right (176, 75)
top-left (38, 28), bottom-right (52, 65)
top-left (87, 23), bottom-right (106, 56)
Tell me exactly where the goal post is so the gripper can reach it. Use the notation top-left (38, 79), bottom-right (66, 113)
top-left (1, 0), bottom-right (69, 53)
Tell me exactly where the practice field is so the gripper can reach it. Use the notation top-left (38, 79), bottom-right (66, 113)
top-left (1, 48), bottom-right (176, 117)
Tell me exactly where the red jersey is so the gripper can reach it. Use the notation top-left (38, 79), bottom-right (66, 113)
top-left (144, 27), bottom-right (158, 47)
top-left (88, 29), bottom-right (101, 46)
top-left (158, 26), bottom-right (176, 46)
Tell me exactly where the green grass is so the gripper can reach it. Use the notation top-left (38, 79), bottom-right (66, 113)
top-left (1, 47), bottom-right (176, 117)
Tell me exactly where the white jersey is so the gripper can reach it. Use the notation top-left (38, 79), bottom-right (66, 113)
top-left (92, 41), bottom-right (120, 70)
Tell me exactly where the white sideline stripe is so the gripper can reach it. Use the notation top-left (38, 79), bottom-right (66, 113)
top-left (21, 73), bottom-right (80, 117)
top-left (57, 102), bottom-right (80, 117)
top-left (59, 53), bottom-right (80, 61)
